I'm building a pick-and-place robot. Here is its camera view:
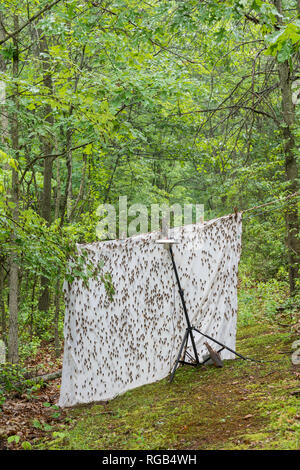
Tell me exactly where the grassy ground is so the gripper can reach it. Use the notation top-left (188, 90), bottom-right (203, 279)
top-left (37, 280), bottom-right (300, 450)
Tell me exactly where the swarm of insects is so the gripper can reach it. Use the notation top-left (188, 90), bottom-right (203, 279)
top-left (59, 214), bottom-right (242, 407)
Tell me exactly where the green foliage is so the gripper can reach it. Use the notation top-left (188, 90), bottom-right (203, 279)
top-left (21, 441), bottom-right (32, 450)
top-left (19, 339), bottom-right (41, 361)
top-left (0, 362), bottom-right (28, 394)
top-left (0, 0), bottom-right (299, 375)
top-left (0, 362), bottom-right (47, 407)
top-left (0, 362), bottom-right (36, 407)
top-left (265, 22), bottom-right (300, 62)
top-left (32, 418), bottom-right (53, 432)
top-left (7, 434), bottom-right (20, 444)
top-left (100, 272), bottom-right (115, 302)
top-left (238, 275), bottom-right (290, 327)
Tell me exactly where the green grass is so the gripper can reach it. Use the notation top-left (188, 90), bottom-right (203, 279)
top-left (36, 282), bottom-right (300, 450)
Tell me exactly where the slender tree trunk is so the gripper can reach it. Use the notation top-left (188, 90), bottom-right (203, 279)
top-left (275, 0), bottom-right (300, 295)
top-left (0, 12), bottom-right (8, 141)
top-left (0, 263), bottom-right (6, 340)
top-left (54, 276), bottom-right (60, 358)
top-left (54, 146), bottom-right (61, 220)
top-left (70, 154), bottom-right (87, 218)
top-left (8, 15), bottom-right (20, 363)
top-left (279, 63), bottom-right (300, 294)
top-left (37, 32), bottom-right (54, 313)
top-left (54, 154), bottom-right (61, 357)
top-left (0, 14), bottom-right (8, 343)
top-left (38, 33), bottom-right (54, 224)
top-left (103, 155), bottom-right (120, 204)
top-left (60, 46), bottom-right (85, 226)
top-left (30, 276), bottom-right (37, 340)
top-left (59, 127), bottom-right (73, 227)
top-left (66, 127), bottom-right (73, 221)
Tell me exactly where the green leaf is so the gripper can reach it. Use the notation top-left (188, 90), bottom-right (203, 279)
top-left (277, 40), bottom-right (293, 63)
top-left (21, 441), bottom-right (32, 450)
top-left (32, 419), bottom-right (42, 429)
top-left (7, 435), bottom-right (20, 444)
top-left (43, 423), bottom-right (53, 431)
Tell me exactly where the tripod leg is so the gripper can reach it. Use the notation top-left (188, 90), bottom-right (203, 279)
top-left (188, 329), bottom-right (200, 364)
top-left (193, 327), bottom-right (250, 362)
top-left (169, 329), bottom-right (189, 383)
top-left (168, 246), bottom-right (200, 364)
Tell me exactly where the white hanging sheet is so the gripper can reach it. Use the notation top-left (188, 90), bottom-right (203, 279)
top-left (59, 213), bottom-right (242, 407)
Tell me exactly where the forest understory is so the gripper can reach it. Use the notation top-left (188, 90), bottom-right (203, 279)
top-left (1, 0), bottom-right (300, 453)
top-left (0, 279), bottom-right (299, 451)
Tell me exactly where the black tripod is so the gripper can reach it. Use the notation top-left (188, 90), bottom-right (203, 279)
top-left (168, 244), bottom-right (248, 382)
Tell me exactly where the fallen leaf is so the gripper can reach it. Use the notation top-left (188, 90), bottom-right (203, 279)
top-left (243, 414), bottom-right (253, 420)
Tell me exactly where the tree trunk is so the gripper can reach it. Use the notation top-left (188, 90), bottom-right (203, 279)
top-left (60, 46), bottom-right (85, 226)
top-left (0, 14), bottom-right (8, 343)
top-left (275, 0), bottom-right (300, 295)
top-left (8, 15), bottom-right (20, 364)
top-left (0, 263), bottom-right (6, 340)
top-left (70, 154), bottom-right (87, 217)
top-left (279, 62), bottom-right (300, 294)
top-left (0, 14), bottom-right (8, 143)
top-left (37, 32), bottom-right (54, 313)
top-left (66, 127), bottom-right (73, 222)
top-left (54, 148), bottom-right (61, 220)
top-left (54, 276), bottom-right (60, 358)
top-left (30, 276), bottom-right (37, 340)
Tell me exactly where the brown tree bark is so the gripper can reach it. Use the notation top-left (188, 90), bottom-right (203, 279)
top-left (8, 15), bottom-right (20, 363)
top-left (54, 145), bottom-right (61, 220)
top-left (70, 154), bottom-right (87, 218)
top-left (0, 13), bottom-right (8, 143)
top-left (0, 263), bottom-right (6, 340)
top-left (0, 13), bottom-right (8, 343)
top-left (59, 126), bottom-right (72, 227)
top-left (60, 45), bottom-right (85, 226)
top-left (37, 32), bottom-right (54, 313)
top-left (54, 276), bottom-right (60, 358)
top-left (274, 0), bottom-right (300, 295)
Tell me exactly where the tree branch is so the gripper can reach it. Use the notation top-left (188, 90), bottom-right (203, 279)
top-left (19, 140), bottom-right (95, 184)
top-left (0, 0), bottom-right (63, 46)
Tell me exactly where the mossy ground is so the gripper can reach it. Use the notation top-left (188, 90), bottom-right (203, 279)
top-left (37, 283), bottom-right (300, 450)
